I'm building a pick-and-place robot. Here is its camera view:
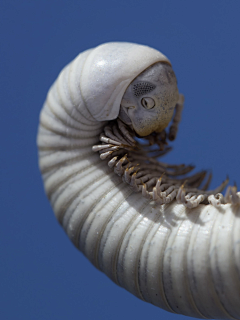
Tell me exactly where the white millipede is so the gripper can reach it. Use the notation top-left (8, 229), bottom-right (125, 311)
top-left (37, 42), bottom-right (240, 319)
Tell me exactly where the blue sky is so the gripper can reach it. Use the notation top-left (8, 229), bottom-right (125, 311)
top-left (1, 1), bottom-right (240, 319)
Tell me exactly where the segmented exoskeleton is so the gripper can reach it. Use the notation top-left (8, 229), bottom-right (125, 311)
top-left (38, 42), bottom-right (240, 319)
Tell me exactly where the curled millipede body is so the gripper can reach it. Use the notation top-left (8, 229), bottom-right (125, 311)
top-left (38, 42), bottom-right (240, 319)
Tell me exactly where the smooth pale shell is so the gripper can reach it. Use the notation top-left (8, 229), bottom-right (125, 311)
top-left (78, 42), bottom-right (170, 121)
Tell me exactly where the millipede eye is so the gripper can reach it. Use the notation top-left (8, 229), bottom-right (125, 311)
top-left (141, 97), bottom-right (155, 109)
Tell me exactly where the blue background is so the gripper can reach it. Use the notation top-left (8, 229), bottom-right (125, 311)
top-left (1, 1), bottom-right (240, 319)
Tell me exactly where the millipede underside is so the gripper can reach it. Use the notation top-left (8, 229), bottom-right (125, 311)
top-left (92, 118), bottom-right (240, 208)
